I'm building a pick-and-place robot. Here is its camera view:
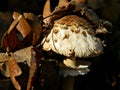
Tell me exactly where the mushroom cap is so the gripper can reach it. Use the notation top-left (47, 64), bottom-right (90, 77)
top-left (42, 15), bottom-right (103, 58)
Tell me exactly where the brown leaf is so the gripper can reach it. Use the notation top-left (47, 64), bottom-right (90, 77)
top-left (32, 21), bottom-right (42, 46)
top-left (7, 14), bottom-right (22, 34)
top-left (1, 12), bottom-right (32, 52)
top-left (13, 12), bottom-right (43, 46)
top-left (9, 54), bottom-right (22, 90)
top-left (0, 46), bottom-right (31, 65)
top-left (1, 11), bottom-right (43, 52)
top-left (75, 0), bottom-right (87, 4)
top-left (1, 14), bottom-right (23, 52)
top-left (0, 62), bottom-right (10, 77)
top-left (43, 0), bottom-right (51, 24)
top-left (1, 28), bottom-right (21, 52)
top-left (58, 0), bottom-right (69, 7)
top-left (27, 47), bottom-right (42, 90)
top-left (13, 12), bottom-right (31, 38)
top-left (0, 46), bottom-right (31, 79)
top-left (23, 13), bottom-right (43, 46)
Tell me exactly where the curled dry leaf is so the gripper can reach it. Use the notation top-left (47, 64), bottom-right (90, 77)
top-left (0, 46), bottom-right (31, 65)
top-left (75, 0), bottom-right (87, 4)
top-left (13, 12), bottom-right (31, 38)
top-left (23, 13), bottom-right (43, 46)
top-left (9, 54), bottom-right (22, 90)
top-left (43, 0), bottom-right (51, 24)
top-left (58, 0), bottom-right (69, 7)
top-left (1, 15), bottom-right (22, 52)
top-left (1, 12), bottom-right (31, 52)
top-left (0, 62), bottom-right (10, 77)
top-left (0, 46), bottom-right (31, 80)
top-left (12, 12), bottom-right (43, 46)
top-left (1, 11), bottom-right (43, 52)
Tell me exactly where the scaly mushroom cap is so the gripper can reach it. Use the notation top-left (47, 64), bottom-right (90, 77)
top-left (42, 15), bottom-right (103, 58)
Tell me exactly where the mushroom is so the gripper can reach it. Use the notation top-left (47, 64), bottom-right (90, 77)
top-left (42, 15), bottom-right (104, 90)
top-left (42, 0), bottom-right (105, 90)
top-left (42, 15), bottom-right (103, 58)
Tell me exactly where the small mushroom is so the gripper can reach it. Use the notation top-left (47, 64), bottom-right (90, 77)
top-left (42, 15), bottom-right (104, 90)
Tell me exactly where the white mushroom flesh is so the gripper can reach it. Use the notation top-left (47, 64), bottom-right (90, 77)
top-left (42, 15), bottom-right (103, 58)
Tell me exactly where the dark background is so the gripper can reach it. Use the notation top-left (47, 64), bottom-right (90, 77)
top-left (0, 0), bottom-right (120, 90)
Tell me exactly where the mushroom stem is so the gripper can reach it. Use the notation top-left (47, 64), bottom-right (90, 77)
top-left (62, 57), bottom-right (76, 90)
top-left (62, 76), bottom-right (74, 90)
top-left (63, 57), bottom-right (76, 67)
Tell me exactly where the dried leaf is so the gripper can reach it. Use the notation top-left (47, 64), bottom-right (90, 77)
top-left (13, 12), bottom-right (31, 38)
top-left (27, 47), bottom-right (42, 90)
top-left (16, 19), bottom-right (31, 38)
top-left (0, 46), bottom-right (31, 66)
top-left (1, 28), bottom-right (21, 52)
top-left (58, 0), bottom-right (69, 7)
top-left (23, 13), bottom-right (43, 46)
top-left (8, 54), bottom-right (22, 90)
top-left (12, 11), bottom-right (21, 19)
top-left (0, 62), bottom-right (10, 77)
top-left (43, 0), bottom-right (51, 24)
top-left (0, 53), bottom-right (9, 62)
top-left (47, 1), bottom-right (75, 24)
top-left (1, 12), bottom-right (33, 52)
top-left (75, 0), bottom-right (87, 4)
top-left (1, 14), bottom-right (23, 52)
top-left (32, 22), bottom-right (42, 46)
top-left (7, 15), bottom-right (22, 34)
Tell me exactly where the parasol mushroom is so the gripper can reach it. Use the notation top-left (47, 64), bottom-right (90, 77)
top-left (42, 15), bottom-right (103, 58)
top-left (41, 0), bottom-right (108, 90)
top-left (42, 15), bottom-right (104, 90)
